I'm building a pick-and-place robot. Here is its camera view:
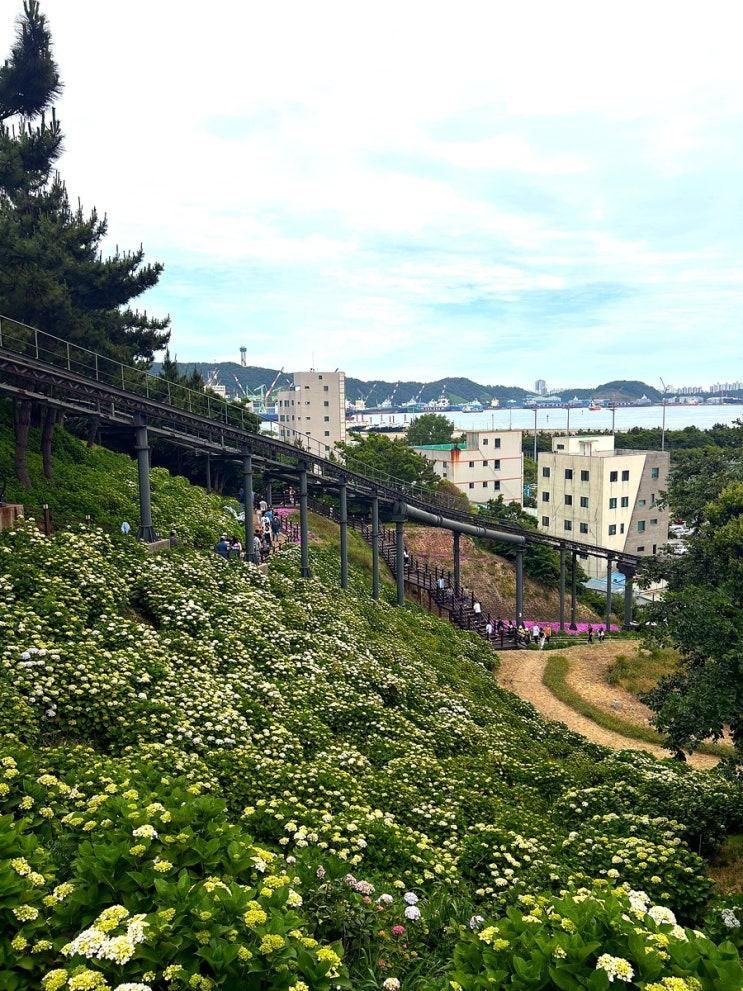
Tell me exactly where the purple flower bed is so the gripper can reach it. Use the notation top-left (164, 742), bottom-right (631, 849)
top-left (523, 621), bottom-right (619, 634)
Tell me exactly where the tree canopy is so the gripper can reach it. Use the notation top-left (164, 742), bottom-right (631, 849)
top-left (641, 480), bottom-right (742, 760)
top-left (336, 433), bottom-right (440, 489)
top-left (406, 413), bottom-right (458, 447)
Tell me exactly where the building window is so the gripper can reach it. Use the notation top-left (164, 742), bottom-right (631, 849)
top-left (637, 521), bottom-right (646, 533)
top-left (637, 545), bottom-right (645, 552)
top-left (542, 516), bottom-right (550, 527)
top-left (564, 520), bottom-right (572, 531)
top-left (324, 430), bottom-right (330, 437)
top-left (579, 522), bottom-right (588, 534)
top-left (482, 481), bottom-right (488, 488)
top-left (542, 466), bottom-right (551, 477)
top-left (620, 496), bottom-right (629, 508)
top-left (494, 438), bottom-right (501, 448)
top-left (482, 438), bottom-right (489, 445)
top-left (483, 460), bottom-right (488, 467)
top-left (494, 459), bottom-right (501, 469)
top-left (652, 544), bottom-right (657, 554)
top-left (638, 499), bottom-right (646, 507)
top-left (565, 468), bottom-right (573, 479)
top-left (469, 461), bottom-right (475, 468)
top-left (542, 491), bottom-right (550, 503)
top-left (323, 385), bottom-right (329, 392)
top-left (622, 469), bottom-right (630, 481)
top-left (493, 481), bottom-right (500, 490)
top-left (557, 443), bottom-right (565, 450)
top-left (565, 494), bottom-right (573, 506)
top-left (620, 523), bottom-right (625, 534)
top-left (608, 524), bottom-right (617, 536)
top-left (324, 416), bottom-right (329, 422)
top-left (651, 467), bottom-right (659, 479)
top-left (580, 496), bottom-right (588, 508)
top-left (468, 482), bottom-right (474, 489)
top-left (580, 469), bottom-right (590, 481)
top-left (324, 401), bottom-right (329, 407)
top-left (609, 497), bottom-right (617, 509)
top-left (650, 518), bottom-right (658, 525)
top-left (610, 470), bottom-right (618, 482)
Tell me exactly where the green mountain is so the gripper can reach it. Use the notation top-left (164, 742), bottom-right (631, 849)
top-left (154, 362), bottom-right (660, 405)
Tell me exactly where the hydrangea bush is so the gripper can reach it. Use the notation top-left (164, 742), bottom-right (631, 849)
top-left (1, 516), bottom-right (741, 989)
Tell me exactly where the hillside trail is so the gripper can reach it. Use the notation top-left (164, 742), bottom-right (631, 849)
top-left (495, 644), bottom-right (719, 770)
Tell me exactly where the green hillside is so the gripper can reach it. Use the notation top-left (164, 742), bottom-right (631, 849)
top-left (0, 421), bottom-right (742, 990)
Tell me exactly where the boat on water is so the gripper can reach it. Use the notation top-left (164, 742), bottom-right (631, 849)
top-left (462, 400), bottom-right (484, 413)
top-left (588, 400), bottom-right (603, 411)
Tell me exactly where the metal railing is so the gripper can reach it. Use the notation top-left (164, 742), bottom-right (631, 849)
top-left (0, 313), bottom-right (639, 565)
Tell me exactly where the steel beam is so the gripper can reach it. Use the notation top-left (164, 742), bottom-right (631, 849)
top-left (299, 467), bottom-right (310, 578)
top-left (570, 550), bottom-right (578, 629)
top-left (559, 544), bottom-right (566, 631)
top-left (134, 414), bottom-right (157, 542)
top-left (339, 482), bottom-right (348, 589)
top-left (605, 556), bottom-right (613, 631)
top-left (515, 546), bottom-right (524, 628)
top-left (371, 495), bottom-right (380, 600)
top-left (242, 451), bottom-right (254, 562)
top-left (453, 531), bottom-right (461, 595)
top-left (395, 519), bottom-right (405, 607)
top-left (623, 568), bottom-right (634, 630)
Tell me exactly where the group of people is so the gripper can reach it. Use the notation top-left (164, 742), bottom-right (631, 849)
top-left (214, 494), bottom-right (284, 564)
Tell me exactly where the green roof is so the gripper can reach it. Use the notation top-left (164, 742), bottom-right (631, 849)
top-left (413, 443), bottom-right (458, 450)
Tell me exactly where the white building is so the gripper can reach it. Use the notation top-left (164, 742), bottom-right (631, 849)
top-left (276, 371), bottom-right (347, 455)
top-left (537, 435), bottom-right (670, 578)
top-left (535, 378), bottom-right (547, 395)
top-left (413, 430), bottom-right (523, 505)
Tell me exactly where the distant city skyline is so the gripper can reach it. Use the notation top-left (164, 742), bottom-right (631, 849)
top-left (5, 2), bottom-right (743, 385)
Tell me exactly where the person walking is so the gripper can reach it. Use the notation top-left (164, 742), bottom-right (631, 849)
top-left (597, 626), bottom-right (605, 642)
top-left (587, 624), bottom-right (594, 644)
top-left (251, 533), bottom-right (262, 564)
top-left (214, 534), bottom-right (230, 559)
top-left (259, 497), bottom-right (268, 515)
top-left (497, 618), bottom-right (505, 648)
top-left (531, 624), bottom-right (541, 645)
top-left (271, 513), bottom-right (282, 545)
top-left (485, 619), bottom-right (493, 642)
top-left (473, 600), bottom-right (482, 619)
top-left (229, 536), bottom-right (242, 559)
top-left (545, 624), bottom-right (552, 646)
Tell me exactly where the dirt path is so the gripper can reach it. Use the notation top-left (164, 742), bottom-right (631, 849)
top-left (495, 647), bottom-right (718, 770)
top-left (562, 643), bottom-right (656, 726)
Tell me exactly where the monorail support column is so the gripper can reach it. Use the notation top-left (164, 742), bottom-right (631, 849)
top-left (266, 478), bottom-right (273, 509)
top-left (299, 466), bottom-right (310, 578)
top-left (619, 563), bottom-right (635, 631)
top-left (242, 451), bottom-right (254, 562)
top-left (391, 502), bottom-right (407, 607)
top-left (206, 453), bottom-right (212, 494)
top-left (605, 555), bottom-right (613, 632)
top-left (134, 414), bottom-right (157, 542)
top-left (559, 544), bottom-right (566, 631)
top-left (515, 546), bottom-right (524, 628)
top-left (570, 550), bottom-right (578, 629)
top-left (453, 531), bottom-right (461, 596)
top-left (339, 482), bottom-right (349, 590)
top-left (371, 496), bottom-right (380, 601)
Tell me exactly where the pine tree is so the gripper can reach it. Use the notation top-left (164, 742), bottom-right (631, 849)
top-left (0, 2), bottom-right (170, 484)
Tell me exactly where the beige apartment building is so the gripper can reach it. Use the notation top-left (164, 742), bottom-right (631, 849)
top-left (413, 430), bottom-right (523, 506)
top-left (276, 371), bottom-right (347, 455)
top-left (537, 435), bottom-right (670, 578)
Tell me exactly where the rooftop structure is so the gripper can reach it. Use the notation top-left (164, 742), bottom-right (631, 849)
top-left (276, 370), bottom-right (347, 454)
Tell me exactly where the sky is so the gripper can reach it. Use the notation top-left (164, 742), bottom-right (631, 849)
top-left (3, 1), bottom-right (743, 387)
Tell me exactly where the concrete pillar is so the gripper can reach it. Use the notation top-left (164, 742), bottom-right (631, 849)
top-left (515, 546), bottom-right (524, 628)
top-left (395, 519), bottom-right (405, 607)
top-left (623, 568), bottom-right (634, 630)
top-left (134, 415), bottom-right (157, 542)
top-left (371, 496), bottom-right (380, 601)
top-left (570, 550), bottom-right (578, 629)
top-left (299, 467), bottom-right (310, 578)
top-left (453, 531), bottom-right (461, 595)
top-left (605, 556), bottom-right (613, 631)
top-left (559, 544), bottom-right (566, 631)
top-left (205, 453), bottom-right (212, 493)
top-left (339, 482), bottom-right (348, 589)
top-left (266, 478), bottom-right (273, 508)
top-left (242, 452), bottom-right (254, 562)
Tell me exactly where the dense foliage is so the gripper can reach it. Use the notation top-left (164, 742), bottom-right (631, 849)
top-left (1, 497), bottom-right (741, 988)
top-left (337, 433), bottom-right (440, 489)
top-left (406, 415), bottom-right (462, 448)
top-left (641, 481), bottom-right (743, 759)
